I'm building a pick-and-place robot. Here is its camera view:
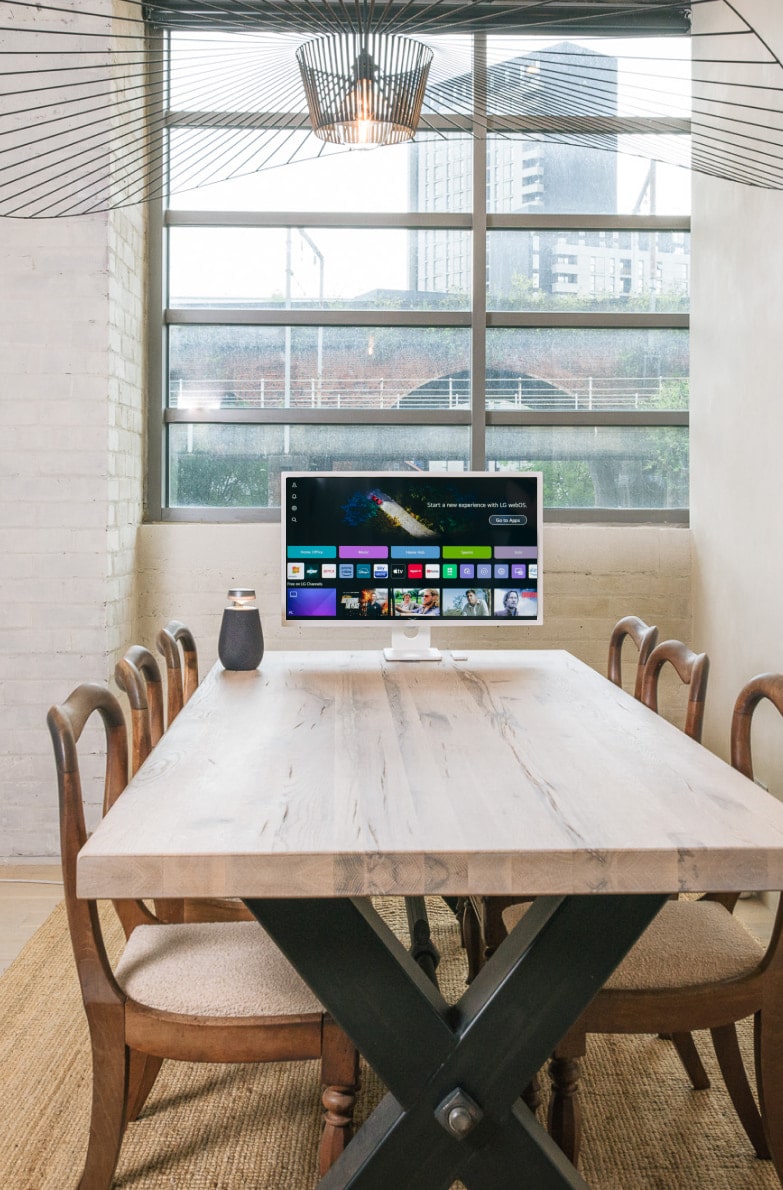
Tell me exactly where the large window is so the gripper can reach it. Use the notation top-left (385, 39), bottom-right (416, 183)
top-left (150, 28), bottom-right (691, 519)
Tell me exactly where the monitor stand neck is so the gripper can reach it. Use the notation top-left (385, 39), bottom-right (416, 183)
top-left (383, 623), bottom-right (441, 662)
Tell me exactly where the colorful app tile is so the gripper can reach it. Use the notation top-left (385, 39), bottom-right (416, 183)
top-left (287, 588), bottom-right (337, 617)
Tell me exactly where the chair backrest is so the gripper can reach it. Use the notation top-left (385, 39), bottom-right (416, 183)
top-left (731, 673), bottom-right (783, 780)
top-left (607, 615), bottom-right (659, 701)
top-left (156, 620), bottom-right (199, 726)
top-left (46, 684), bottom-right (156, 983)
top-left (730, 673), bottom-right (783, 966)
top-left (115, 646), bottom-right (165, 775)
top-left (640, 639), bottom-right (710, 743)
top-left (114, 647), bottom-right (186, 926)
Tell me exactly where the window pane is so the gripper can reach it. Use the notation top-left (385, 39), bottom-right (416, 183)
top-left (486, 37), bottom-right (690, 119)
top-left (487, 135), bottom-right (690, 215)
top-left (169, 130), bottom-right (471, 213)
top-left (159, 29), bottom-right (691, 518)
top-left (488, 426), bottom-right (688, 508)
top-left (169, 326), bottom-right (472, 410)
top-left (169, 228), bottom-right (471, 310)
top-left (168, 424), bottom-right (470, 508)
top-left (487, 230), bottom-right (689, 312)
top-left (486, 329), bottom-right (688, 411)
top-left (169, 31), bottom-right (308, 112)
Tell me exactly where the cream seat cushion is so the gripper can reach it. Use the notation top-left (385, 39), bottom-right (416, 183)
top-left (115, 920), bottom-right (323, 1017)
top-left (502, 899), bottom-right (763, 990)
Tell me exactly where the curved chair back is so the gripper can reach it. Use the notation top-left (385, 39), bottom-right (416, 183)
top-left (47, 684), bottom-right (156, 949)
top-left (115, 645), bottom-right (165, 775)
top-left (640, 639), bottom-right (710, 743)
top-left (156, 620), bottom-right (198, 725)
top-left (731, 674), bottom-right (783, 984)
top-left (731, 672), bottom-right (783, 779)
top-left (607, 615), bottom-right (659, 701)
top-left (115, 646), bottom-right (184, 924)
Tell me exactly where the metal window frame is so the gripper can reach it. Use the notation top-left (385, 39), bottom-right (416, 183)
top-left (148, 26), bottom-right (691, 523)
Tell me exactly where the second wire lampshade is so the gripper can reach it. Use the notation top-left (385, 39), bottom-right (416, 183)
top-left (297, 32), bottom-right (433, 148)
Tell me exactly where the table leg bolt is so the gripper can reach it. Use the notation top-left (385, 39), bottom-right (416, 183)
top-left (435, 1087), bottom-right (484, 1139)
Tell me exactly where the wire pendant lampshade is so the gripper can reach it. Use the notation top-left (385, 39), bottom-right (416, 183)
top-left (297, 32), bottom-right (433, 148)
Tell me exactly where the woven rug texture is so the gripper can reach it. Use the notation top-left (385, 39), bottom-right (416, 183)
top-left (0, 897), bottom-right (778, 1189)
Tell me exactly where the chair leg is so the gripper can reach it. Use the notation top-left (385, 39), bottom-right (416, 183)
top-left (712, 1021), bottom-right (769, 1159)
top-left (461, 898), bottom-right (483, 984)
top-left (319, 1018), bottom-right (360, 1176)
top-left (453, 897), bottom-right (467, 946)
top-left (154, 898), bottom-right (184, 924)
top-left (80, 1006), bottom-right (129, 1190)
top-left (547, 1050), bottom-right (583, 1166)
top-left (755, 1004), bottom-right (783, 1171)
top-left (670, 1030), bottom-right (710, 1090)
top-left (521, 1070), bottom-right (542, 1115)
top-left (483, 897), bottom-right (510, 962)
top-left (125, 1051), bottom-right (164, 1123)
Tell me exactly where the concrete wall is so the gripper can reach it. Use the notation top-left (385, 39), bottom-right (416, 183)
top-left (136, 518), bottom-right (693, 708)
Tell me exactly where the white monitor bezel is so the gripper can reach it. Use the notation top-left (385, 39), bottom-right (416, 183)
top-left (280, 469), bottom-right (544, 630)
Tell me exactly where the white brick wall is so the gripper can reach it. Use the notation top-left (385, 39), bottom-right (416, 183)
top-left (0, 1), bottom-right (146, 857)
top-left (0, 210), bottom-right (113, 856)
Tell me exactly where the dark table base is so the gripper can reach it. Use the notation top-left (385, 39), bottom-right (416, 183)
top-left (245, 892), bottom-right (667, 1189)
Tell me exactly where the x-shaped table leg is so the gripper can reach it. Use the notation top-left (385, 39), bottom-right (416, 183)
top-left (245, 892), bottom-right (667, 1189)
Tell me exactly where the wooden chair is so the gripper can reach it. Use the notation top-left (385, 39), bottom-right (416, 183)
top-left (156, 619), bottom-right (198, 726)
top-left (526, 673), bottom-right (783, 1172)
top-left (47, 682), bottom-right (359, 1188)
top-left (115, 646), bottom-right (185, 925)
top-left (637, 638), bottom-right (712, 1086)
top-left (115, 645), bottom-right (165, 776)
top-left (639, 637), bottom-right (710, 744)
top-left (116, 643), bottom-right (253, 925)
top-left (607, 614), bottom-right (659, 701)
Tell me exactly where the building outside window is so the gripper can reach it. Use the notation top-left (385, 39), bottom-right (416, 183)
top-left (150, 25), bottom-right (691, 520)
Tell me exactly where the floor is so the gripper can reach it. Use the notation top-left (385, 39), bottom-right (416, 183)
top-left (0, 861), bottom-right (64, 975)
top-left (0, 862), bottom-right (775, 977)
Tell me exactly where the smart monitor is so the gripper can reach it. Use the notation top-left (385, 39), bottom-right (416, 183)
top-left (281, 471), bottom-right (543, 660)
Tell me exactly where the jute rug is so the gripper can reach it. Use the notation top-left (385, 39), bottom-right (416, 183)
top-left (0, 898), bottom-right (778, 1189)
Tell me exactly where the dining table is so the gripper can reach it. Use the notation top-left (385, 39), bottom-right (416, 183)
top-left (77, 648), bottom-right (783, 1189)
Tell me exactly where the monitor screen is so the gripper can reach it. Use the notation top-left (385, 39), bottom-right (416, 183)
top-left (282, 472), bottom-right (543, 643)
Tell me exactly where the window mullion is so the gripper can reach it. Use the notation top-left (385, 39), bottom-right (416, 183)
top-left (471, 32), bottom-right (488, 472)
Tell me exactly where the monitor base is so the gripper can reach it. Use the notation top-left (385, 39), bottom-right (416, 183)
top-left (383, 624), bottom-right (441, 663)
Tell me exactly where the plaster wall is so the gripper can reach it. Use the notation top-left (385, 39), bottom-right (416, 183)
top-left (690, 0), bottom-right (783, 795)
